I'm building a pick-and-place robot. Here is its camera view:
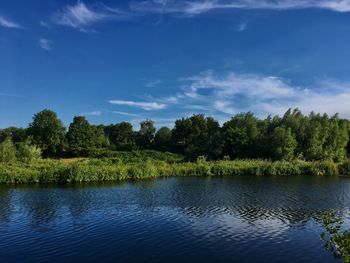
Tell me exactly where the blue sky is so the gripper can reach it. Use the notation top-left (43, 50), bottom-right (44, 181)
top-left (1, 0), bottom-right (350, 128)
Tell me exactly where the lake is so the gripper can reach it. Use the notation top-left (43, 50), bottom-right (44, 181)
top-left (0, 176), bottom-right (349, 262)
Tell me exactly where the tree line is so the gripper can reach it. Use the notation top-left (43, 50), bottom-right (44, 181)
top-left (1, 108), bottom-right (349, 162)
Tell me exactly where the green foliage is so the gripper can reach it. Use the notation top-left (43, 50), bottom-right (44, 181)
top-left (0, 138), bottom-right (17, 163)
top-left (172, 114), bottom-right (222, 160)
top-left (2, 108), bottom-right (350, 161)
top-left (223, 112), bottom-right (260, 158)
top-left (137, 120), bottom-right (156, 149)
top-left (16, 140), bottom-right (42, 163)
top-left (105, 122), bottom-right (136, 151)
top-left (154, 127), bottom-right (172, 151)
top-left (321, 211), bottom-right (350, 262)
top-left (0, 127), bottom-right (27, 143)
top-left (0, 158), bottom-right (343, 184)
top-left (66, 116), bottom-right (95, 155)
top-left (339, 160), bottom-right (350, 175)
top-left (270, 127), bottom-right (297, 161)
top-left (28, 109), bottom-right (65, 156)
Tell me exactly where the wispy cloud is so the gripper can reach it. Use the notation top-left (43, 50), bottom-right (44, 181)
top-left (237, 22), bottom-right (247, 32)
top-left (145, 79), bottom-right (163, 87)
top-left (128, 70), bottom-right (350, 119)
top-left (0, 16), bottom-right (22, 29)
top-left (174, 70), bottom-right (350, 118)
top-left (108, 99), bottom-right (167, 110)
top-left (51, 1), bottom-right (130, 31)
top-left (112, 111), bottom-right (142, 117)
top-left (130, 0), bottom-right (350, 15)
top-left (39, 38), bottom-right (53, 51)
top-left (84, 110), bottom-right (102, 116)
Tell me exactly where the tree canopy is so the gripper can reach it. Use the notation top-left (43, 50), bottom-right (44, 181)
top-left (1, 108), bottom-right (349, 161)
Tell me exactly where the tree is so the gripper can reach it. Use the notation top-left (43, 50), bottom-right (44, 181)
top-left (105, 122), bottom-right (136, 151)
top-left (28, 109), bottom-right (65, 156)
top-left (270, 127), bottom-right (297, 161)
top-left (0, 127), bottom-right (27, 144)
top-left (154, 127), bottom-right (172, 152)
top-left (172, 114), bottom-right (222, 160)
top-left (66, 116), bottom-right (95, 156)
top-left (222, 112), bottom-right (260, 159)
top-left (137, 120), bottom-right (156, 149)
top-left (91, 125), bottom-right (109, 149)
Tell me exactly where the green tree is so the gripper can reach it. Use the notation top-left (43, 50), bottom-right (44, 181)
top-left (105, 122), bottom-right (136, 151)
top-left (222, 112), bottom-right (260, 159)
top-left (270, 126), bottom-right (297, 161)
top-left (172, 114), bottom-right (222, 160)
top-left (91, 125), bottom-right (109, 149)
top-left (154, 127), bottom-right (172, 151)
top-left (0, 127), bottom-right (27, 143)
top-left (28, 109), bottom-right (65, 156)
top-left (66, 116), bottom-right (95, 156)
top-left (137, 120), bottom-right (156, 149)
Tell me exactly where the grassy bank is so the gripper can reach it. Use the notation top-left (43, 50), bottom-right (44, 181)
top-left (1, 158), bottom-right (350, 184)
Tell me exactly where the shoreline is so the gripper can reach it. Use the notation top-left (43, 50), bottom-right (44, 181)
top-left (1, 159), bottom-right (349, 185)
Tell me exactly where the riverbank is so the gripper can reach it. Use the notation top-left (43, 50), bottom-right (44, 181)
top-left (1, 158), bottom-right (350, 184)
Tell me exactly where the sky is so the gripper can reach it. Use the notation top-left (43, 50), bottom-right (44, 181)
top-left (1, 0), bottom-right (350, 128)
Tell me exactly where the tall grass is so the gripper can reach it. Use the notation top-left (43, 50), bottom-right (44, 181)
top-left (0, 158), bottom-right (349, 184)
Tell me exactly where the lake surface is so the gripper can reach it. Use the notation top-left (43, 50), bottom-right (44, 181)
top-left (0, 176), bottom-right (349, 263)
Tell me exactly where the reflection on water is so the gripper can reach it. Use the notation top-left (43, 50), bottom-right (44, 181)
top-left (0, 176), bottom-right (349, 262)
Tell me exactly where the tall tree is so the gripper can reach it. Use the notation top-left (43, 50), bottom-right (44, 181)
top-left (66, 116), bottom-right (95, 156)
top-left (28, 109), bottom-right (65, 156)
top-left (172, 114), bottom-right (222, 160)
top-left (105, 122), bottom-right (136, 151)
top-left (222, 112), bottom-right (260, 159)
top-left (154, 127), bottom-right (172, 152)
top-left (270, 126), bottom-right (297, 161)
top-left (137, 120), bottom-right (156, 149)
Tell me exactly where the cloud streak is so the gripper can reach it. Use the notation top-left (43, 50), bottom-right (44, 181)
top-left (0, 16), bottom-right (22, 29)
top-left (130, 0), bottom-right (350, 15)
top-left (109, 99), bottom-right (167, 110)
top-left (51, 1), bottom-right (130, 30)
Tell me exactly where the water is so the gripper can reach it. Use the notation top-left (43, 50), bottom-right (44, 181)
top-left (0, 176), bottom-right (349, 263)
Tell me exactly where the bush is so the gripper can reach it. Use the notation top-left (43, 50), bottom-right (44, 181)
top-left (0, 138), bottom-right (17, 163)
top-left (339, 160), bottom-right (350, 175)
top-left (16, 141), bottom-right (42, 163)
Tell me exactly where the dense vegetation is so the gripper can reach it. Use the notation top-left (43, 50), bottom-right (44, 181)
top-left (0, 108), bottom-right (349, 184)
top-left (1, 108), bottom-right (349, 162)
top-left (1, 158), bottom-right (350, 184)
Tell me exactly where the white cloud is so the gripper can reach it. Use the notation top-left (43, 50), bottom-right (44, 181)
top-left (130, 0), bottom-right (350, 15)
top-left (176, 71), bottom-right (350, 118)
top-left (84, 110), bottom-right (102, 116)
top-left (51, 1), bottom-right (129, 30)
top-left (108, 99), bottom-right (167, 110)
top-left (39, 38), bottom-right (53, 51)
top-left (0, 16), bottom-right (22, 29)
top-left (107, 71), bottom-right (350, 121)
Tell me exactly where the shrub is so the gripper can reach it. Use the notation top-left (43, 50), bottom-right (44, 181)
top-left (16, 141), bottom-right (42, 163)
top-left (0, 138), bottom-right (17, 163)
